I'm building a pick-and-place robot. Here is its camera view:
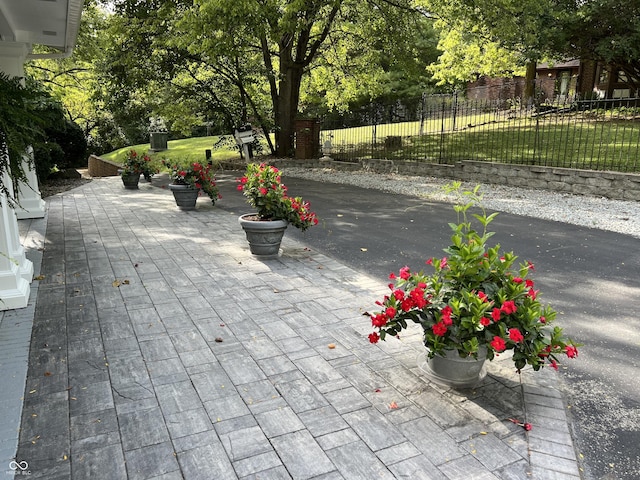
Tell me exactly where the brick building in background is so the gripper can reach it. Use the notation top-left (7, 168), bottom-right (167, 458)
top-left (467, 60), bottom-right (638, 102)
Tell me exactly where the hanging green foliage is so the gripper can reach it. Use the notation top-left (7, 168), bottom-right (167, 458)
top-left (0, 74), bottom-right (46, 205)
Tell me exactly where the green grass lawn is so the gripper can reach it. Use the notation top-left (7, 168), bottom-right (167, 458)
top-left (100, 113), bottom-right (640, 173)
top-left (100, 136), bottom-right (239, 166)
top-left (322, 114), bottom-right (640, 172)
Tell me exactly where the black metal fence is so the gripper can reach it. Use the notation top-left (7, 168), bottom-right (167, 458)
top-left (319, 94), bottom-right (640, 173)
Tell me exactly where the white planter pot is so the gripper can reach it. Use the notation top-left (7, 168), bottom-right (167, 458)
top-left (418, 347), bottom-right (488, 388)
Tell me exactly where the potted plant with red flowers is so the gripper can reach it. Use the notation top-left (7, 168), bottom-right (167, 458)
top-left (236, 162), bottom-right (318, 257)
top-left (367, 182), bottom-right (579, 388)
top-left (120, 149), bottom-right (159, 189)
top-left (162, 160), bottom-right (220, 210)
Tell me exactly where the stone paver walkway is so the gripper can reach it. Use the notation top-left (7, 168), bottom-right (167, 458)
top-left (1, 176), bottom-right (580, 479)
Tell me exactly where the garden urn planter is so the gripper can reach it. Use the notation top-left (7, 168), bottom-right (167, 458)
top-left (169, 184), bottom-right (199, 210)
top-left (121, 171), bottom-right (140, 190)
top-left (238, 214), bottom-right (288, 257)
top-left (418, 347), bottom-right (488, 388)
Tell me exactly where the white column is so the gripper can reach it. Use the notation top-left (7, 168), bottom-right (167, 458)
top-left (15, 147), bottom-right (46, 219)
top-left (0, 41), bottom-right (34, 309)
top-left (0, 188), bottom-right (31, 310)
top-left (0, 42), bottom-right (28, 78)
top-left (2, 171), bottom-right (34, 283)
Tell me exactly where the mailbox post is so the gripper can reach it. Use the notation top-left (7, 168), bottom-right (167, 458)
top-left (234, 124), bottom-right (254, 159)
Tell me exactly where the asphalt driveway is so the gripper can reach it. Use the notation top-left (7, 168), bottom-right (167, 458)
top-left (213, 170), bottom-right (640, 480)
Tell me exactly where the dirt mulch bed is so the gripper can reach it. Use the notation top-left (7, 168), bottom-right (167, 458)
top-left (39, 169), bottom-right (93, 199)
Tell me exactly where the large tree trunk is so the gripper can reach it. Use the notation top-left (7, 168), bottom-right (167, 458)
top-left (275, 57), bottom-right (304, 158)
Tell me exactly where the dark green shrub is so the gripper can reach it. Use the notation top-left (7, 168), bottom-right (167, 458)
top-left (44, 118), bottom-right (88, 169)
top-left (32, 142), bottom-right (65, 181)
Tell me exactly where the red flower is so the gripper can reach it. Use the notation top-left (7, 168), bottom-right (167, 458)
top-left (389, 272), bottom-right (396, 280)
top-left (392, 289), bottom-right (404, 301)
top-left (441, 305), bottom-right (453, 326)
top-left (426, 258), bottom-right (433, 265)
top-left (550, 359), bottom-right (558, 370)
top-left (527, 288), bottom-right (538, 300)
top-left (400, 297), bottom-right (414, 312)
top-left (512, 277), bottom-right (523, 284)
top-left (508, 328), bottom-right (524, 343)
top-left (440, 257), bottom-right (448, 268)
top-left (259, 187), bottom-right (268, 195)
top-left (399, 266), bottom-right (411, 280)
top-left (385, 307), bottom-right (397, 318)
top-left (371, 314), bottom-right (388, 328)
top-left (432, 322), bottom-right (447, 337)
top-left (539, 316), bottom-right (547, 324)
top-left (480, 316), bottom-right (491, 326)
top-left (490, 336), bottom-right (506, 352)
top-left (369, 332), bottom-right (380, 343)
top-left (510, 418), bottom-right (533, 431)
top-left (410, 287), bottom-right (426, 308)
top-left (491, 308), bottom-right (502, 321)
top-left (477, 291), bottom-right (488, 302)
top-left (500, 300), bottom-right (517, 315)
top-left (565, 345), bottom-right (578, 358)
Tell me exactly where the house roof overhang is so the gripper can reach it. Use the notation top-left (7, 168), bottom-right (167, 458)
top-left (0, 0), bottom-right (83, 57)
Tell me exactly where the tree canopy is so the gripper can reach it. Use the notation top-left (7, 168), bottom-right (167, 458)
top-left (555, 0), bottom-right (640, 89)
top-left (19, 0), bottom-right (640, 167)
top-left (102, 0), bottom-right (439, 156)
top-left (424, 0), bottom-right (640, 91)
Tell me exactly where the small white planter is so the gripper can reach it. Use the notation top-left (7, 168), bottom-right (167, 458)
top-left (418, 347), bottom-right (488, 388)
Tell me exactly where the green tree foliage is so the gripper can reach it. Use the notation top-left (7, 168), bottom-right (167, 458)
top-left (428, 24), bottom-right (526, 87)
top-left (304, 4), bottom-right (441, 112)
top-left (424, 0), bottom-right (640, 95)
top-left (26, 1), bottom-right (119, 154)
top-left (0, 75), bottom-right (76, 203)
top-left (104, 0), bottom-right (434, 157)
top-left (0, 74), bottom-right (43, 203)
top-left (555, 0), bottom-right (640, 88)
top-left (420, 0), bottom-right (560, 99)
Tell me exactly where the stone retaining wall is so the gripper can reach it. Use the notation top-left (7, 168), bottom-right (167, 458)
top-left (271, 158), bottom-right (640, 201)
top-left (87, 155), bottom-right (120, 177)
